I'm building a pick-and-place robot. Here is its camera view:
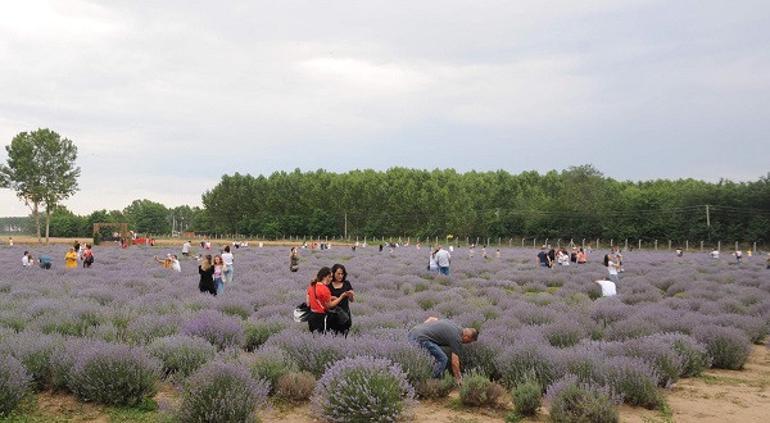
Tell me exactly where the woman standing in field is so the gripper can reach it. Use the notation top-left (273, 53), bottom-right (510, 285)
top-left (290, 247), bottom-right (300, 272)
top-left (605, 253), bottom-right (621, 284)
top-left (221, 245), bottom-right (234, 284)
top-left (328, 264), bottom-right (354, 336)
top-left (212, 255), bottom-right (226, 295)
top-left (65, 247), bottom-right (78, 269)
top-left (82, 244), bottom-right (94, 268)
top-left (198, 255), bottom-right (216, 296)
top-left (306, 267), bottom-right (351, 334)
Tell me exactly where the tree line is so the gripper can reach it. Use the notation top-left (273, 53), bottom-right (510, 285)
top-left (2, 130), bottom-right (768, 243)
top-left (198, 166), bottom-right (769, 243)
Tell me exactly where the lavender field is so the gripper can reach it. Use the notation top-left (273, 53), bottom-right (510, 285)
top-left (1, 244), bottom-right (769, 422)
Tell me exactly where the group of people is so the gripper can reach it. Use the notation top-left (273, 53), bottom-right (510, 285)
top-left (537, 245), bottom-right (589, 268)
top-left (305, 264), bottom-right (354, 336)
top-left (197, 245), bottom-right (235, 296)
top-left (21, 240), bottom-right (94, 270)
top-left (427, 245), bottom-right (452, 275)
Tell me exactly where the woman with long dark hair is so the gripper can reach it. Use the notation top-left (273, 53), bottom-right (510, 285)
top-left (328, 263), bottom-right (355, 336)
top-left (198, 255), bottom-right (216, 296)
top-left (306, 266), bottom-right (350, 333)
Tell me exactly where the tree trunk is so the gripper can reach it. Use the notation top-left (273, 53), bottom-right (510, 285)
top-left (33, 202), bottom-right (41, 243)
top-left (45, 205), bottom-right (50, 245)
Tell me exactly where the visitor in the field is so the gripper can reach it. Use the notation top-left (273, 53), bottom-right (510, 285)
top-left (65, 247), bottom-right (78, 269)
top-left (306, 266), bottom-right (351, 334)
top-left (428, 247), bottom-right (439, 272)
top-left (154, 254), bottom-right (181, 272)
top-left (38, 255), bottom-right (52, 269)
top-left (198, 254), bottom-right (216, 295)
top-left (408, 317), bottom-right (478, 385)
top-left (434, 245), bottom-right (451, 275)
top-left (577, 248), bottom-right (587, 264)
top-left (496, 248), bottom-right (501, 258)
top-left (537, 246), bottom-right (551, 268)
top-left (212, 255), bottom-right (226, 295)
top-left (594, 279), bottom-right (617, 297)
top-left (182, 240), bottom-right (191, 257)
top-left (328, 263), bottom-right (354, 336)
top-left (710, 249), bottom-right (720, 259)
top-left (8, 237), bottom-right (13, 246)
top-left (222, 245), bottom-right (234, 284)
top-left (734, 250), bottom-right (743, 264)
top-left (22, 251), bottom-right (33, 267)
top-left (557, 249), bottom-right (570, 266)
top-left (675, 248), bottom-right (683, 257)
top-left (82, 244), bottom-right (94, 268)
top-left (604, 253), bottom-right (621, 284)
top-left (289, 247), bottom-right (300, 272)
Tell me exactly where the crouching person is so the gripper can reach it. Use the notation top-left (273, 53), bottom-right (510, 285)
top-left (408, 317), bottom-right (478, 385)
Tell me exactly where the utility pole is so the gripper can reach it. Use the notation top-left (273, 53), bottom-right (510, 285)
top-left (705, 205), bottom-right (710, 227)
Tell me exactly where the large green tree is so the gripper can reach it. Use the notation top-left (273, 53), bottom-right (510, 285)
top-left (0, 129), bottom-right (80, 243)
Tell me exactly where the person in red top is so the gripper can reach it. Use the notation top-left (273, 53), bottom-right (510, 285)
top-left (306, 267), bottom-right (351, 333)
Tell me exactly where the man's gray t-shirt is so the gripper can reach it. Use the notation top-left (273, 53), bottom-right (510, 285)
top-left (409, 320), bottom-right (463, 355)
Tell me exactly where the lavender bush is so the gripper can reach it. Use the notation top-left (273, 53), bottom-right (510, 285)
top-left (178, 361), bottom-right (269, 423)
top-left (68, 342), bottom-right (162, 406)
top-left (311, 356), bottom-right (415, 423)
top-left (0, 355), bottom-right (32, 416)
top-left (693, 324), bottom-right (752, 369)
top-left (546, 375), bottom-right (620, 423)
top-left (181, 310), bottom-right (244, 351)
top-left (147, 335), bottom-right (216, 378)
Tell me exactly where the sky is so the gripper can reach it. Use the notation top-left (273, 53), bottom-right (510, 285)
top-left (1, 0), bottom-right (769, 216)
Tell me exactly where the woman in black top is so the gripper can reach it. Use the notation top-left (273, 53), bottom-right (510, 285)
top-left (198, 255), bottom-right (216, 295)
top-left (328, 263), bottom-right (354, 336)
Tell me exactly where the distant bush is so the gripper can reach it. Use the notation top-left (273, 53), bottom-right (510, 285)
top-left (147, 335), bottom-right (216, 378)
top-left (68, 343), bottom-right (161, 406)
top-left (179, 361), bottom-right (269, 423)
top-left (495, 341), bottom-right (557, 389)
top-left (415, 374), bottom-right (455, 399)
top-left (603, 356), bottom-right (662, 409)
top-left (181, 310), bottom-right (244, 351)
top-left (125, 314), bottom-right (180, 345)
top-left (544, 320), bottom-right (586, 348)
top-left (547, 375), bottom-right (619, 423)
top-left (311, 356), bottom-right (415, 423)
top-left (275, 371), bottom-right (316, 402)
top-left (0, 355), bottom-right (32, 416)
top-left (693, 325), bottom-right (751, 370)
top-left (512, 380), bottom-right (542, 416)
top-left (248, 346), bottom-right (299, 394)
top-left (459, 372), bottom-right (506, 407)
top-left (243, 320), bottom-right (285, 352)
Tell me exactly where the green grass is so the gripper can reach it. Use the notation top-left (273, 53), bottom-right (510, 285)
top-left (1, 395), bottom-right (169, 423)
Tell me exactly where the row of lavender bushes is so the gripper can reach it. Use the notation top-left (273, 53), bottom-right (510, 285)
top-left (0, 244), bottom-right (768, 421)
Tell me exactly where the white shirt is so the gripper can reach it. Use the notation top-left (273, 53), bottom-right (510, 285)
top-left (435, 249), bottom-right (451, 267)
top-left (182, 243), bottom-right (190, 253)
top-left (710, 251), bottom-right (720, 258)
top-left (22, 255), bottom-right (31, 267)
top-left (596, 280), bottom-right (617, 296)
top-left (171, 259), bottom-right (181, 272)
top-left (608, 260), bottom-right (618, 275)
top-left (222, 252), bottom-right (234, 266)
top-left (428, 254), bottom-right (438, 270)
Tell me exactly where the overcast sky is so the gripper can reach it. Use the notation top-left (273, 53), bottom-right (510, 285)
top-left (1, 0), bottom-right (768, 216)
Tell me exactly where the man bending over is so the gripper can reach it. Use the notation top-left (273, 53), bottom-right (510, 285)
top-left (408, 317), bottom-right (478, 385)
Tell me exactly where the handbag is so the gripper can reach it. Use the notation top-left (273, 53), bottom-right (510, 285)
top-left (293, 303), bottom-right (310, 322)
top-left (327, 306), bottom-right (350, 326)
